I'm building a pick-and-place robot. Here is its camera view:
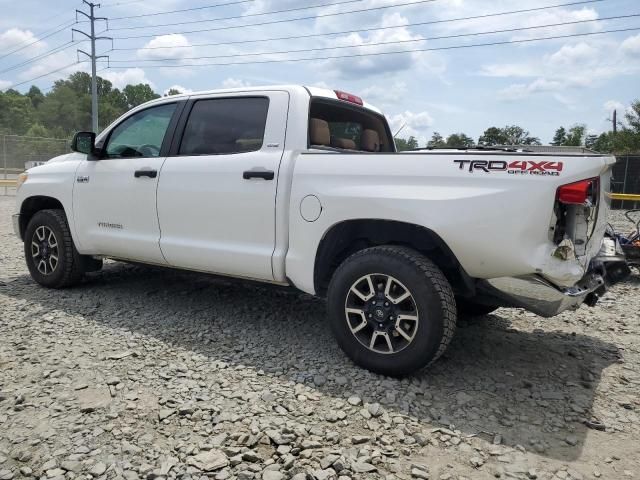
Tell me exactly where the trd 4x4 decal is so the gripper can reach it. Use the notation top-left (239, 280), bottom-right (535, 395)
top-left (454, 160), bottom-right (563, 176)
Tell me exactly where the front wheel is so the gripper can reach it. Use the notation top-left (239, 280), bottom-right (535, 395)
top-left (24, 209), bottom-right (85, 288)
top-left (327, 246), bottom-right (457, 376)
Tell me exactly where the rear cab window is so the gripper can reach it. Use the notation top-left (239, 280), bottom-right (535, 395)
top-left (308, 98), bottom-right (394, 153)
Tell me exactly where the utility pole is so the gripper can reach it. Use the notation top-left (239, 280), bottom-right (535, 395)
top-left (613, 109), bottom-right (617, 135)
top-left (72, 1), bottom-right (111, 132)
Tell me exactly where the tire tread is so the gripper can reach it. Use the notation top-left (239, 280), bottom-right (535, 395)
top-left (330, 245), bottom-right (457, 370)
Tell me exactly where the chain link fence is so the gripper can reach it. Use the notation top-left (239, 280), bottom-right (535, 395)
top-left (611, 155), bottom-right (640, 210)
top-left (1, 134), bottom-right (70, 195)
top-left (1, 135), bottom-right (639, 207)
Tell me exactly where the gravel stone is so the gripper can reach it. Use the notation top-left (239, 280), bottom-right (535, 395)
top-left (0, 199), bottom-right (638, 480)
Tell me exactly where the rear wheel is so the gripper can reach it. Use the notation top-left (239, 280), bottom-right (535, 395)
top-left (24, 209), bottom-right (85, 288)
top-left (327, 246), bottom-right (456, 376)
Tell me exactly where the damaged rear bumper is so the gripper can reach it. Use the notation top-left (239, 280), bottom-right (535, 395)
top-left (478, 237), bottom-right (630, 318)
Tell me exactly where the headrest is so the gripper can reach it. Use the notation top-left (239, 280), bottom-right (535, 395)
top-left (361, 129), bottom-right (380, 152)
top-left (331, 137), bottom-right (357, 150)
top-left (310, 118), bottom-right (330, 146)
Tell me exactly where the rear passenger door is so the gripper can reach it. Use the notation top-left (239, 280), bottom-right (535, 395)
top-left (156, 92), bottom-right (288, 280)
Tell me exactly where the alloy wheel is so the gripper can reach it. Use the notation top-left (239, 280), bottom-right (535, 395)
top-left (344, 273), bottom-right (419, 354)
top-left (31, 225), bottom-right (59, 276)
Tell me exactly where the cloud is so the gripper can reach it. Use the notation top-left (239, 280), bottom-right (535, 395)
top-left (0, 79), bottom-right (12, 90)
top-left (0, 28), bottom-right (46, 55)
top-left (429, 4), bottom-right (600, 41)
top-left (621, 34), bottom-right (640, 56)
top-left (318, 12), bottom-right (441, 78)
top-left (221, 78), bottom-right (252, 88)
top-left (387, 110), bottom-right (434, 144)
top-left (482, 35), bottom-right (640, 101)
top-left (137, 34), bottom-right (193, 60)
top-left (18, 50), bottom-right (81, 83)
top-left (360, 81), bottom-right (408, 108)
top-left (102, 68), bottom-right (154, 89)
top-left (603, 100), bottom-right (625, 113)
top-left (163, 84), bottom-right (193, 95)
top-left (548, 42), bottom-right (598, 66)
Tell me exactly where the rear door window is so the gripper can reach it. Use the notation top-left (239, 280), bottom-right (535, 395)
top-left (179, 97), bottom-right (269, 155)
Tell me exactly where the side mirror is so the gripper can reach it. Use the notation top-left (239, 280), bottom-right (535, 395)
top-left (71, 131), bottom-right (97, 157)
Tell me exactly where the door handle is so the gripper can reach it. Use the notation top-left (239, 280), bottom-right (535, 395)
top-left (243, 169), bottom-right (274, 180)
top-left (134, 169), bottom-right (157, 178)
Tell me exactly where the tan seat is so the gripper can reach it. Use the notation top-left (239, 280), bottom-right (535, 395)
top-left (310, 118), bottom-right (331, 147)
top-left (331, 137), bottom-right (357, 150)
top-left (361, 129), bottom-right (380, 152)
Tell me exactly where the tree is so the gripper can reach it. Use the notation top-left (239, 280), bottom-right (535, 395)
top-left (501, 125), bottom-right (540, 145)
top-left (395, 136), bottom-right (419, 151)
top-left (625, 100), bottom-right (640, 134)
top-left (445, 133), bottom-right (474, 148)
top-left (478, 127), bottom-right (506, 146)
top-left (165, 88), bottom-right (182, 96)
top-left (26, 86), bottom-right (45, 109)
top-left (427, 132), bottom-right (445, 148)
top-left (565, 125), bottom-right (586, 146)
top-left (0, 89), bottom-right (35, 135)
top-left (585, 134), bottom-right (599, 150)
top-left (478, 125), bottom-right (540, 146)
top-left (551, 127), bottom-right (567, 146)
top-left (122, 84), bottom-right (160, 110)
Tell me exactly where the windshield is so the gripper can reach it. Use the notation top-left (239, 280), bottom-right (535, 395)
top-left (309, 99), bottom-right (394, 152)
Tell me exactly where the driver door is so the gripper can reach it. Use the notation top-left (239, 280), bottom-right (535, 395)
top-left (73, 102), bottom-right (181, 264)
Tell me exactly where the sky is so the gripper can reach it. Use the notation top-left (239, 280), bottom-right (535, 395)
top-left (0, 0), bottom-right (639, 144)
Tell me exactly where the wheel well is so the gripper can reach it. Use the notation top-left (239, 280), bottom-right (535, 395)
top-left (314, 219), bottom-right (475, 298)
top-left (19, 196), bottom-right (65, 239)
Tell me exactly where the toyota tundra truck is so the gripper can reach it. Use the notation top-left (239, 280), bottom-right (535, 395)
top-left (11, 85), bottom-right (629, 375)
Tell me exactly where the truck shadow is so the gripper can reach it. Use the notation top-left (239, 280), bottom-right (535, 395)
top-left (2, 262), bottom-right (624, 462)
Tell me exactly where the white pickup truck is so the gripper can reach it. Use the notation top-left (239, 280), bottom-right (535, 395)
top-left (12, 85), bottom-right (629, 375)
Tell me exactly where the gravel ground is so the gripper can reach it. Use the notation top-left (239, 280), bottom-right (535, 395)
top-left (1, 196), bottom-right (639, 480)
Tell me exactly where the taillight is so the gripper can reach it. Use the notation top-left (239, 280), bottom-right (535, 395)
top-left (334, 90), bottom-right (363, 106)
top-left (557, 177), bottom-right (599, 206)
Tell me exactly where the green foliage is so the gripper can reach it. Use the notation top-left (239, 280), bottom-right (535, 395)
top-left (550, 124), bottom-right (587, 147)
top-left (0, 89), bottom-right (35, 135)
top-left (478, 127), bottom-right (506, 146)
top-left (445, 133), bottom-right (474, 148)
top-left (478, 125), bottom-right (540, 146)
top-left (165, 88), bottom-right (182, 97)
top-left (0, 71), bottom-right (160, 137)
top-left (395, 136), bottom-right (419, 151)
top-left (427, 132), bottom-right (445, 148)
top-left (565, 125), bottom-right (586, 146)
top-left (551, 127), bottom-right (567, 146)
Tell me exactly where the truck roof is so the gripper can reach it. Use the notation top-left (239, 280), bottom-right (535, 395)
top-left (138, 85), bottom-right (383, 115)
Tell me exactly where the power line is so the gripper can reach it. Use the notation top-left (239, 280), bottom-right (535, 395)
top-left (105, 26), bottom-right (640, 69)
top-left (109, 0), bottom-right (368, 31)
top-left (0, 40), bottom-right (85, 75)
top-left (101, 0), bottom-right (147, 8)
top-left (111, 0), bottom-right (607, 52)
top-left (109, 0), bottom-right (255, 20)
top-left (0, 20), bottom-right (76, 60)
top-left (109, 13), bottom-right (640, 63)
top-left (1, 61), bottom-right (84, 91)
top-left (111, 0), bottom-right (441, 39)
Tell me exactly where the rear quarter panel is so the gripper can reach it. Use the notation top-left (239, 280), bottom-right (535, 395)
top-left (286, 152), bottom-right (612, 294)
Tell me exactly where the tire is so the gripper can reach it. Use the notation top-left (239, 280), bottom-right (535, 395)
top-left (24, 209), bottom-right (85, 288)
top-left (327, 246), bottom-right (456, 376)
top-left (456, 298), bottom-right (499, 317)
